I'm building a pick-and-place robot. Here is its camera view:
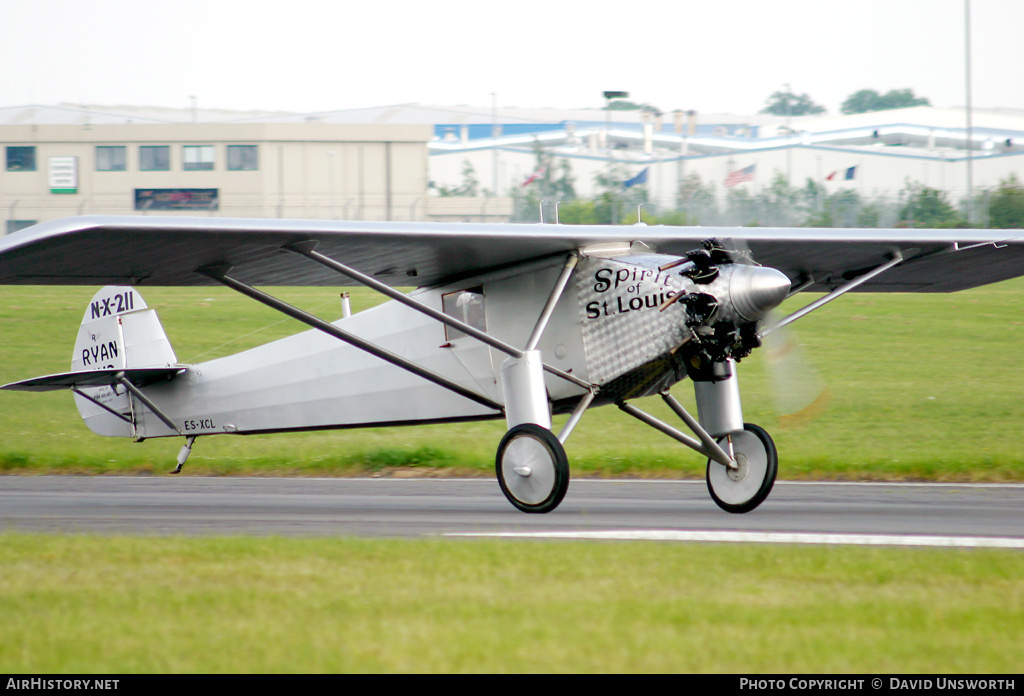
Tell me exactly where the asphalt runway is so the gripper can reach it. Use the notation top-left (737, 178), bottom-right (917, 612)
top-left (1, 476), bottom-right (1023, 548)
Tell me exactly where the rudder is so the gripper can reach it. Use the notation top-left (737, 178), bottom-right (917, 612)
top-left (72, 286), bottom-right (177, 436)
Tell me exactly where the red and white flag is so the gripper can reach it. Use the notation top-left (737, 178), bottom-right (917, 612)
top-left (521, 165), bottom-right (547, 187)
top-left (724, 164), bottom-right (755, 188)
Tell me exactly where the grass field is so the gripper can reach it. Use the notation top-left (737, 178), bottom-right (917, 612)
top-left (1, 280), bottom-right (1023, 480)
top-left (1, 533), bottom-right (1022, 673)
top-left (2, 283), bottom-right (1023, 674)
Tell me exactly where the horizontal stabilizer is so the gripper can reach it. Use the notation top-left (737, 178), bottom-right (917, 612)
top-left (3, 367), bottom-right (185, 392)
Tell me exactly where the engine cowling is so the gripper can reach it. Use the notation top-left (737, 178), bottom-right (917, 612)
top-left (576, 243), bottom-right (791, 395)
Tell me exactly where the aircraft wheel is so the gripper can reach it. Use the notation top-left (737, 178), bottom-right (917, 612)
top-left (496, 423), bottom-right (569, 514)
top-left (706, 423), bottom-right (777, 514)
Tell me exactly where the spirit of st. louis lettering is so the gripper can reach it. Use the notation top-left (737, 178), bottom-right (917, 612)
top-left (585, 266), bottom-right (678, 320)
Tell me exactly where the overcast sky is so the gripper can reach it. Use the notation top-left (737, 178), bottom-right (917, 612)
top-left (4, 0), bottom-right (1022, 116)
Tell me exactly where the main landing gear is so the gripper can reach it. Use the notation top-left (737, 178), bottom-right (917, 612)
top-left (495, 423), bottom-right (570, 514)
top-left (495, 411), bottom-right (778, 515)
top-left (706, 423), bottom-right (777, 514)
top-left (495, 355), bottom-right (780, 515)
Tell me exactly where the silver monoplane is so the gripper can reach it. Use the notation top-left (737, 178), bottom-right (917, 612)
top-left (3, 216), bottom-right (1022, 513)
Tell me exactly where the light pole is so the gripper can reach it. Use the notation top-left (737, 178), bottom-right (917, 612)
top-left (784, 83), bottom-right (792, 186)
top-left (603, 90), bottom-right (628, 149)
top-left (965, 0), bottom-right (974, 224)
top-left (603, 91), bottom-right (628, 224)
top-left (491, 93), bottom-right (500, 197)
top-left (327, 150), bottom-right (336, 219)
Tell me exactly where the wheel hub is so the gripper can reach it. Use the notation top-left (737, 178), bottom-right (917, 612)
top-left (495, 423), bottom-right (570, 513)
top-left (727, 453), bottom-right (749, 482)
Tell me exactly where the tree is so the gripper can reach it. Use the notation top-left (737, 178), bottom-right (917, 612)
top-left (988, 175), bottom-right (1024, 228)
top-left (762, 172), bottom-right (801, 225)
top-left (677, 173), bottom-right (718, 224)
top-left (432, 160), bottom-right (479, 197)
top-left (760, 90), bottom-right (825, 116)
top-left (898, 184), bottom-right (964, 228)
top-left (511, 140), bottom-right (577, 221)
top-left (804, 189), bottom-right (864, 228)
top-left (559, 199), bottom-right (618, 225)
top-left (603, 100), bottom-right (656, 112)
top-left (592, 162), bottom-right (645, 225)
top-left (523, 138), bottom-right (575, 201)
top-left (841, 88), bottom-right (930, 115)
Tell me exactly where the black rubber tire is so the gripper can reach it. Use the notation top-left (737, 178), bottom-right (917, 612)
top-left (495, 423), bottom-right (570, 514)
top-left (706, 423), bottom-right (778, 514)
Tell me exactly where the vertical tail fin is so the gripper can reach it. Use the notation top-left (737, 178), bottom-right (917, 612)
top-left (72, 286), bottom-right (177, 436)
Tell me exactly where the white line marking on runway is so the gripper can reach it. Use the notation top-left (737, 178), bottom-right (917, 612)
top-left (445, 530), bottom-right (1024, 548)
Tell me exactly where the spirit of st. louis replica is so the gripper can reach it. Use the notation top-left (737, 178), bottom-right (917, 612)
top-left (3, 216), bottom-right (1022, 513)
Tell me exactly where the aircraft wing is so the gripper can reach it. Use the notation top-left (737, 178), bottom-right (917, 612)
top-left (1, 215), bottom-right (1023, 292)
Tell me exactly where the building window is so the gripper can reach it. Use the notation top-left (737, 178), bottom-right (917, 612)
top-left (183, 145), bottom-right (215, 171)
top-left (227, 145), bottom-right (258, 171)
top-left (140, 146), bottom-right (170, 171)
top-left (96, 146), bottom-right (126, 171)
top-left (6, 146), bottom-right (36, 171)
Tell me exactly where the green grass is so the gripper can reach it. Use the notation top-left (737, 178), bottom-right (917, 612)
top-left (2, 285), bottom-right (1022, 675)
top-left (1, 533), bottom-right (1021, 673)
top-left (1, 281), bottom-right (1023, 480)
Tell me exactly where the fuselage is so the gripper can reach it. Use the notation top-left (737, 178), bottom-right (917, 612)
top-left (78, 250), bottom-right (787, 439)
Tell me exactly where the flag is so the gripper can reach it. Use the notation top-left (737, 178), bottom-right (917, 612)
top-left (521, 165), bottom-right (547, 187)
top-left (827, 166), bottom-right (857, 181)
top-left (724, 164), bottom-right (755, 188)
top-left (623, 168), bottom-right (648, 188)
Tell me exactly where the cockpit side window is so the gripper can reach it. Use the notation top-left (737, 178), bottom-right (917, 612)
top-left (441, 286), bottom-right (486, 341)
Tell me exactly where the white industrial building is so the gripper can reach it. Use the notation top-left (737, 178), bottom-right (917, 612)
top-left (426, 105), bottom-right (1024, 219)
top-left (3, 102), bottom-right (1023, 232)
top-left (0, 104), bottom-right (473, 234)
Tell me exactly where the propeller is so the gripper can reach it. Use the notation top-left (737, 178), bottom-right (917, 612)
top-left (760, 312), bottom-right (830, 426)
top-left (695, 237), bottom-right (830, 425)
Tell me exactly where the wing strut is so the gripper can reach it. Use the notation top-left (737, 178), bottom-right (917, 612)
top-left (70, 386), bottom-right (136, 427)
top-left (525, 254), bottom-right (579, 350)
top-left (16, 369), bottom-right (185, 437)
top-left (70, 375), bottom-right (197, 474)
top-left (197, 264), bottom-right (504, 413)
top-left (283, 242), bottom-right (590, 390)
top-left (284, 241), bottom-right (526, 357)
top-left (760, 251), bottom-right (904, 337)
top-left (113, 371), bottom-right (183, 436)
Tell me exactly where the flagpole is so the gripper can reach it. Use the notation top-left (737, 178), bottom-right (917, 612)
top-left (603, 91), bottom-right (629, 225)
top-left (491, 92), bottom-right (499, 198)
top-left (784, 83), bottom-right (792, 187)
top-left (964, 0), bottom-right (974, 224)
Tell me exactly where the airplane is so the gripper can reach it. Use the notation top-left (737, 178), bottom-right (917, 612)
top-left (1, 215), bottom-right (1022, 514)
